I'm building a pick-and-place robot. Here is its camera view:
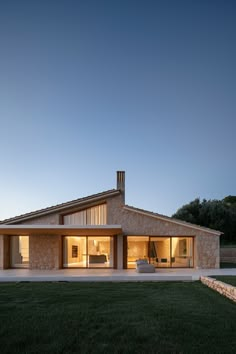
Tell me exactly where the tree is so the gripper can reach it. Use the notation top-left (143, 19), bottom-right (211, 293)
top-left (172, 198), bottom-right (201, 224)
top-left (223, 196), bottom-right (236, 209)
top-left (172, 196), bottom-right (236, 244)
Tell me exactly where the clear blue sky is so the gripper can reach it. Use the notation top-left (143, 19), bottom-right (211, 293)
top-left (0, 0), bottom-right (235, 221)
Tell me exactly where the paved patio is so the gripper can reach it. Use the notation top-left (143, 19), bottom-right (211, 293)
top-left (0, 268), bottom-right (236, 282)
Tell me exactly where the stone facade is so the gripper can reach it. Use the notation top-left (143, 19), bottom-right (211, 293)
top-left (220, 247), bottom-right (236, 263)
top-left (29, 234), bottom-right (62, 270)
top-left (107, 195), bottom-right (220, 268)
top-left (196, 235), bottom-right (219, 268)
top-left (201, 276), bottom-right (236, 302)
top-left (0, 187), bottom-right (221, 270)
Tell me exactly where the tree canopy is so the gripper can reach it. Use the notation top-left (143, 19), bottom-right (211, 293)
top-left (172, 196), bottom-right (236, 244)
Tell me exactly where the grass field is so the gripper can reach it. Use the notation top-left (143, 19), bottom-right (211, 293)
top-left (0, 281), bottom-right (236, 353)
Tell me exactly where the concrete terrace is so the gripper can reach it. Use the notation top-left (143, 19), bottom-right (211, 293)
top-left (1, 268), bottom-right (236, 282)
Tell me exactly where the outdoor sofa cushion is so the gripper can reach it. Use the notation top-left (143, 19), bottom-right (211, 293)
top-left (136, 263), bottom-right (155, 273)
top-left (136, 258), bottom-right (148, 266)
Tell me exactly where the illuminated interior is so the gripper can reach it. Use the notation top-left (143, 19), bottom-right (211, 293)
top-left (63, 204), bottom-right (107, 225)
top-left (10, 235), bottom-right (29, 268)
top-left (127, 236), bottom-right (149, 268)
top-left (63, 236), bottom-right (114, 268)
top-left (127, 236), bottom-right (193, 268)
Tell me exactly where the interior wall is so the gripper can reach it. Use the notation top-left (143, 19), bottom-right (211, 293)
top-left (128, 241), bottom-right (148, 260)
top-left (156, 240), bottom-right (170, 260)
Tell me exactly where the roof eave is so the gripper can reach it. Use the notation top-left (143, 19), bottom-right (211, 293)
top-left (0, 224), bottom-right (123, 236)
top-left (1, 189), bottom-right (121, 225)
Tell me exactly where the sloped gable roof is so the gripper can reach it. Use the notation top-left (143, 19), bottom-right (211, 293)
top-left (123, 205), bottom-right (222, 236)
top-left (0, 188), bottom-right (222, 236)
top-left (0, 189), bottom-right (121, 225)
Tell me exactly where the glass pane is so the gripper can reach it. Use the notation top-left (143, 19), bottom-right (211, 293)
top-left (63, 236), bottom-right (87, 267)
top-left (63, 236), bottom-right (113, 268)
top-left (87, 237), bottom-right (112, 268)
top-left (63, 204), bottom-right (107, 225)
top-left (11, 236), bottom-right (29, 268)
top-left (150, 237), bottom-right (170, 268)
top-left (127, 236), bottom-right (149, 269)
top-left (171, 237), bottom-right (193, 267)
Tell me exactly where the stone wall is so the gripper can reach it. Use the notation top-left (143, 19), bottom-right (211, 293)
top-left (29, 234), bottom-right (62, 269)
top-left (200, 276), bottom-right (236, 302)
top-left (196, 235), bottom-right (219, 269)
top-left (1, 193), bottom-right (220, 270)
top-left (107, 196), bottom-right (220, 268)
top-left (220, 247), bottom-right (236, 263)
top-left (19, 213), bottom-right (60, 225)
top-left (0, 235), bottom-right (3, 269)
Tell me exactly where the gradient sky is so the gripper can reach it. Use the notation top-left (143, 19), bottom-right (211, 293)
top-left (0, 0), bottom-right (235, 221)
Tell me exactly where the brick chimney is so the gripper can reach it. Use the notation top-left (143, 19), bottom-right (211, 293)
top-left (117, 171), bottom-right (125, 203)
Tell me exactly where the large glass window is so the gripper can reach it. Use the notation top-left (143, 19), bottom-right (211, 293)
top-left (63, 204), bottom-right (107, 225)
top-left (63, 236), bottom-right (86, 267)
top-left (10, 236), bottom-right (29, 268)
top-left (63, 236), bottom-right (114, 268)
top-left (127, 236), bottom-right (193, 268)
top-left (150, 237), bottom-right (171, 267)
top-left (127, 236), bottom-right (149, 269)
top-left (87, 237), bottom-right (114, 268)
top-left (171, 237), bottom-right (193, 267)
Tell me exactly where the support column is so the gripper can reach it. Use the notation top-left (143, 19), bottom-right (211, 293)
top-left (0, 235), bottom-right (3, 269)
top-left (0, 235), bottom-right (10, 269)
top-left (194, 236), bottom-right (200, 269)
top-left (117, 235), bottom-right (124, 269)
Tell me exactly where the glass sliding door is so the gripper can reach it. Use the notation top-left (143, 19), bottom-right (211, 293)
top-left (150, 237), bottom-right (171, 267)
top-left (63, 237), bottom-right (86, 268)
top-left (127, 236), bottom-right (149, 269)
top-left (63, 236), bottom-right (114, 268)
top-left (171, 237), bottom-right (193, 267)
top-left (10, 236), bottom-right (29, 268)
top-left (126, 236), bottom-right (194, 268)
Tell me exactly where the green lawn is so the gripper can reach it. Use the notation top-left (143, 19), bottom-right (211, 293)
top-left (0, 282), bottom-right (236, 354)
top-left (213, 276), bottom-right (236, 287)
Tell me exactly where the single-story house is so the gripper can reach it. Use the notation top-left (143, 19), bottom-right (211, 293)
top-left (0, 171), bottom-right (221, 270)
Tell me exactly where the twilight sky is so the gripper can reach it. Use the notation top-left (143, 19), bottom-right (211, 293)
top-left (0, 0), bottom-right (235, 221)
